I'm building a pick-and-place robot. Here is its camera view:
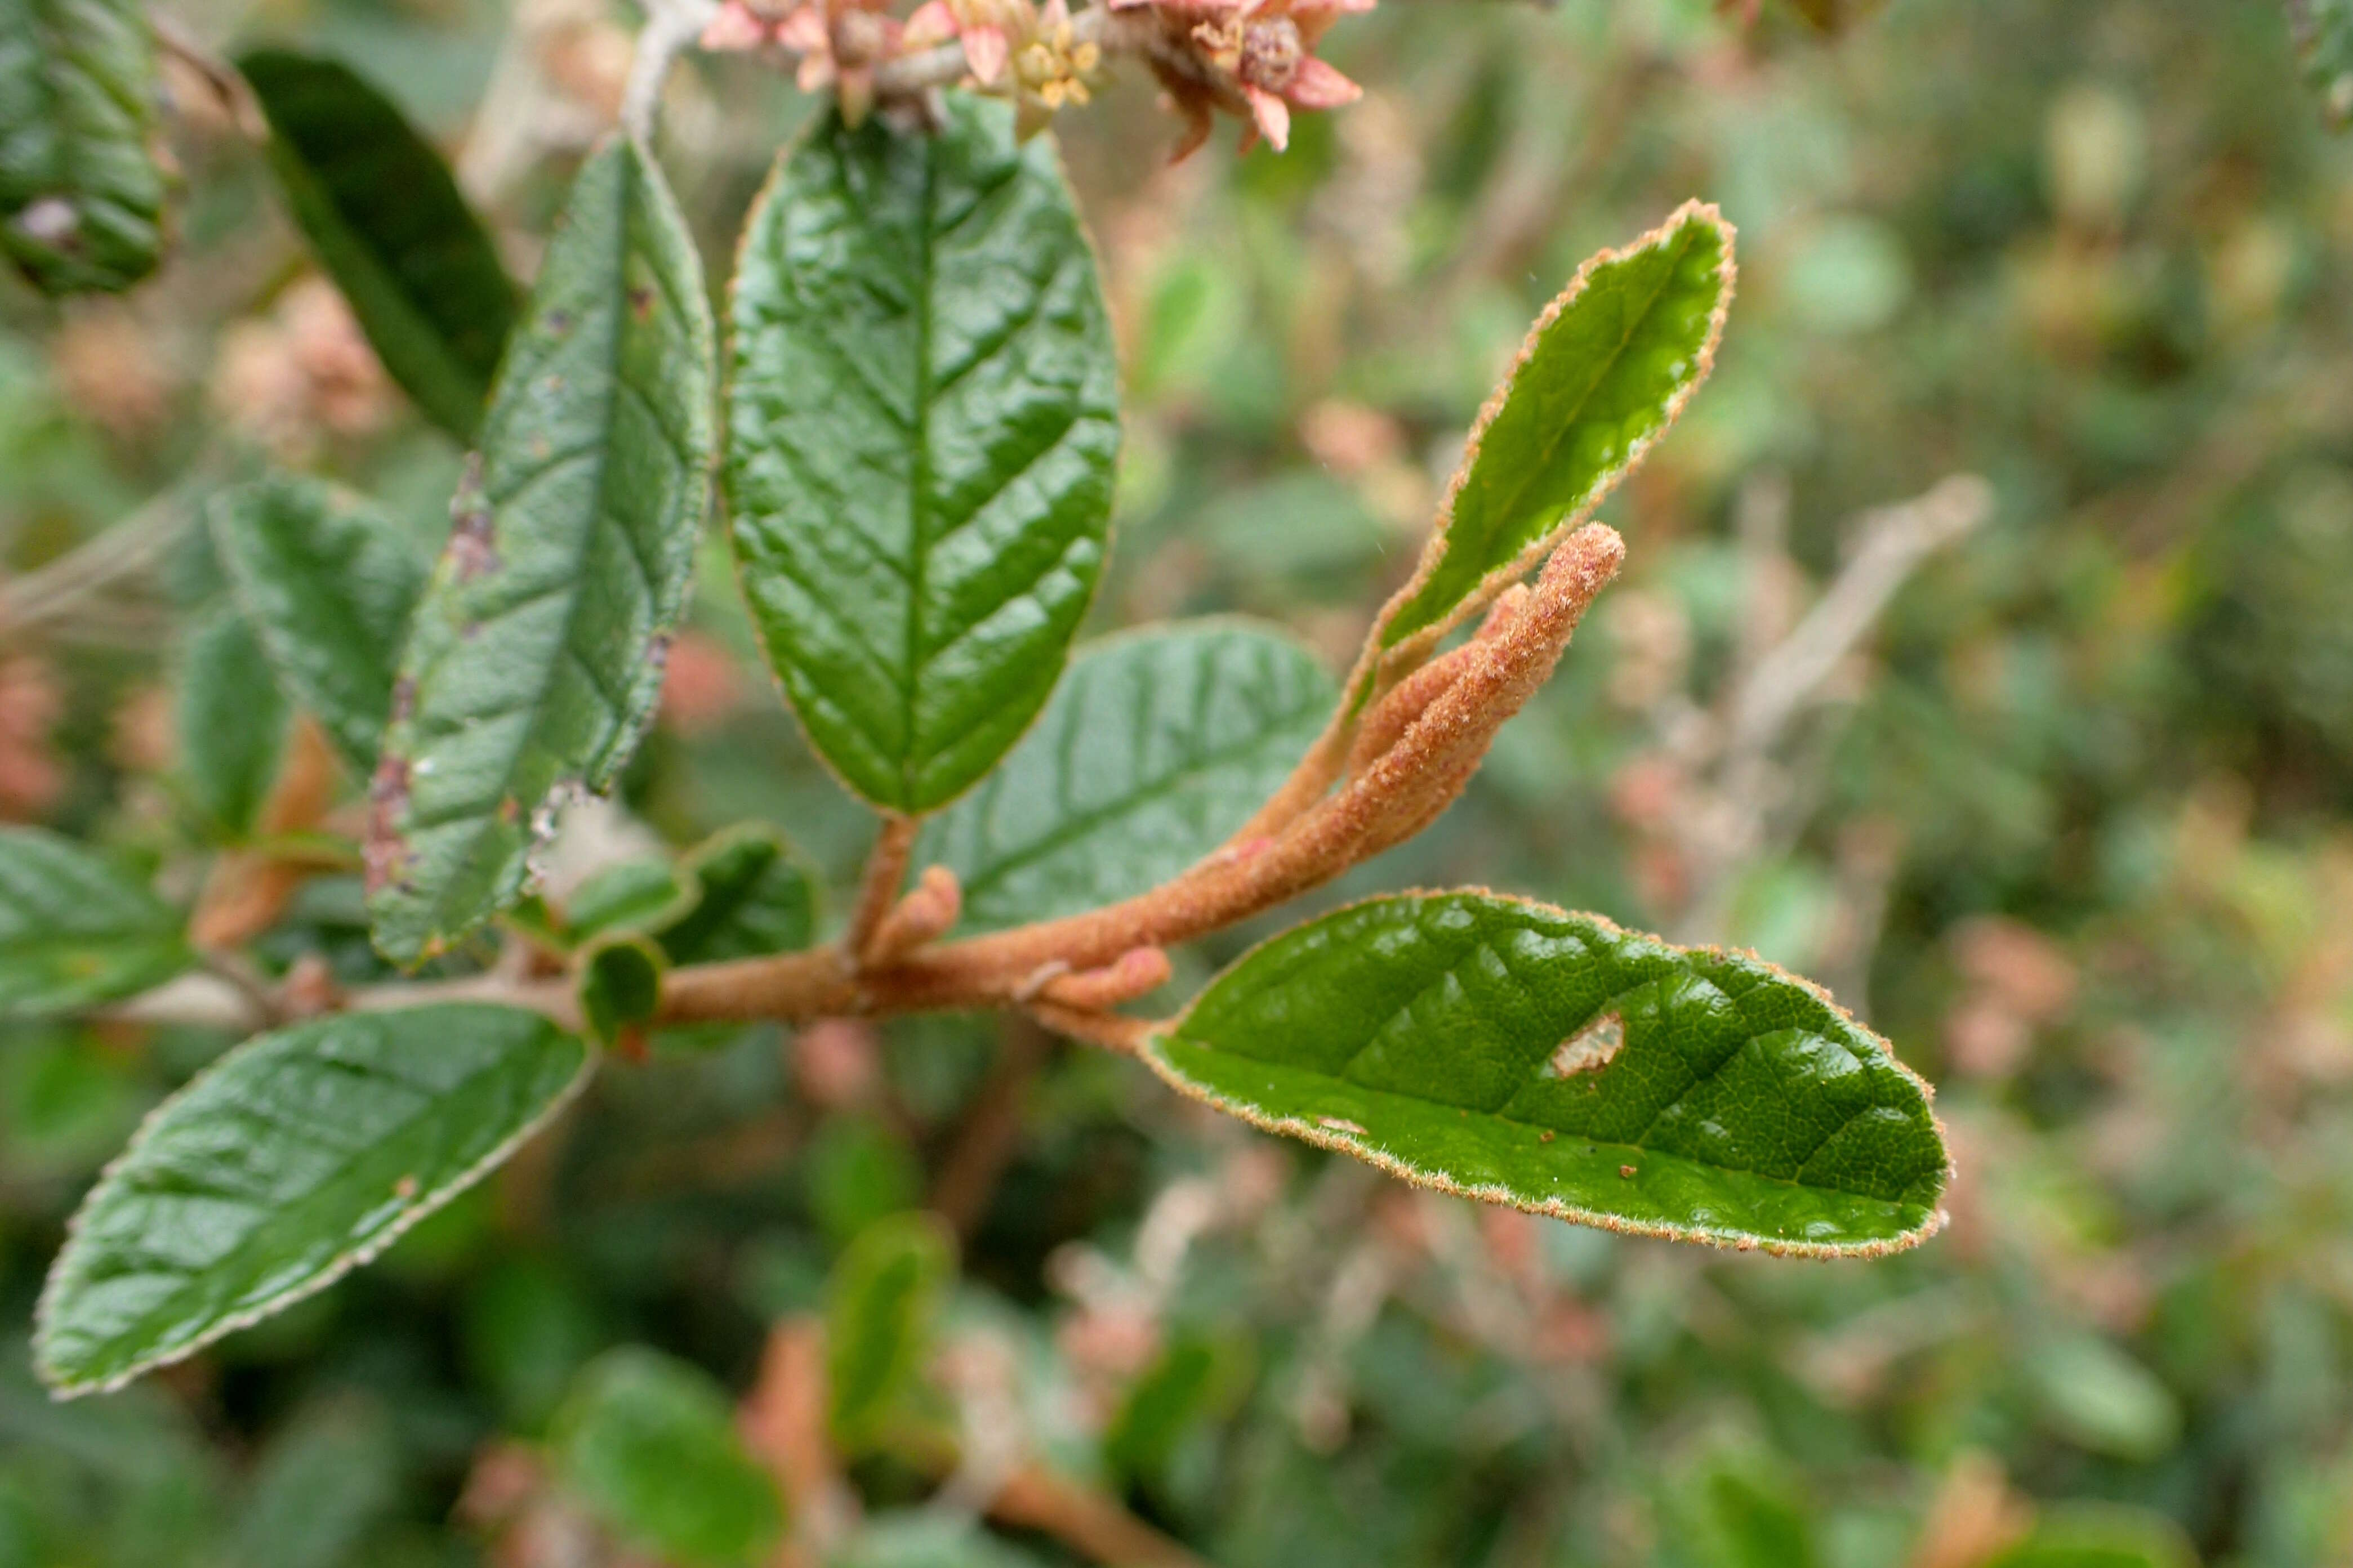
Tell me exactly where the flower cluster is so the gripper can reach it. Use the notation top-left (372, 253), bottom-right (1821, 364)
top-left (696, 0), bottom-right (1368, 153)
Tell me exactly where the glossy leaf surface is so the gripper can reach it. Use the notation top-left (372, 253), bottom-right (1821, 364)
top-left (0, 828), bottom-right (189, 1015)
top-left (367, 135), bottom-right (716, 966)
top-left (1376, 204), bottom-right (1732, 656)
top-left (35, 1005), bottom-right (591, 1395)
top-left (0, 0), bottom-right (163, 291)
top-left (576, 935), bottom-right (662, 1050)
top-left (239, 50), bottom-right (519, 440)
top-left (917, 622), bottom-right (1333, 933)
top-left (210, 475), bottom-right (426, 777)
top-left (554, 1347), bottom-right (784, 1568)
top-left (1146, 892), bottom-right (1947, 1255)
top-left (727, 96), bottom-right (1120, 812)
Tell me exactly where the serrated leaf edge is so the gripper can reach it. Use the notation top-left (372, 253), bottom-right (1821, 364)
top-left (32, 1012), bottom-right (598, 1399)
top-left (1139, 886), bottom-right (1950, 1261)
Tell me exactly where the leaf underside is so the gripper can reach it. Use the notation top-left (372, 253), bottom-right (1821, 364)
top-left (210, 474), bottom-right (427, 777)
top-left (0, 0), bottom-right (164, 292)
top-left (917, 621), bottom-right (1334, 935)
top-left (35, 1004), bottom-right (591, 1396)
top-left (367, 134), bottom-right (716, 967)
top-left (239, 49), bottom-right (520, 440)
top-left (727, 95), bottom-right (1121, 814)
top-left (1147, 892), bottom-right (1948, 1256)
top-left (0, 826), bottom-right (190, 1015)
top-left (1378, 204), bottom-right (1733, 656)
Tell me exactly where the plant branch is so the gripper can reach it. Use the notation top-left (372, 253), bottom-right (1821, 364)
top-left (623, 0), bottom-right (723, 139)
top-left (844, 812), bottom-right (920, 969)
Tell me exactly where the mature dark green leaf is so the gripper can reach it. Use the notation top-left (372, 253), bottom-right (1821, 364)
top-left (0, 0), bottom-right (164, 292)
top-left (658, 825), bottom-right (817, 963)
top-left (553, 1347), bottom-right (784, 1568)
top-left (177, 609), bottom-right (290, 840)
top-left (917, 622), bottom-right (1333, 934)
top-left (238, 50), bottom-right (519, 440)
top-left (727, 95), bottom-right (1120, 812)
top-left (827, 1212), bottom-right (953, 1451)
top-left (0, 827), bottom-right (190, 1016)
top-left (1146, 892), bottom-right (1948, 1255)
top-left (577, 934), bottom-right (662, 1049)
top-left (34, 1004), bottom-right (591, 1396)
top-left (209, 474), bottom-right (428, 777)
top-left (366, 135), bottom-right (717, 967)
top-left (1374, 204), bottom-right (1733, 661)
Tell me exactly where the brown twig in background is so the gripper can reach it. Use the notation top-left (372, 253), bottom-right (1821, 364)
top-left (929, 1016), bottom-right (1057, 1239)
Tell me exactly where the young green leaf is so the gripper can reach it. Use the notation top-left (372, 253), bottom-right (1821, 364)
top-left (916, 621), bottom-right (1335, 934)
top-left (177, 609), bottom-right (291, 840)
top-left (366, 135), bottom-right (718, 967)
top-left (0, 0), bottom-right (165, 292)
top-left (238, 50), bottom-right (520, 440)
top-left (34, 1004), bottom-right (592, 1396)
top-left (576, 934), bottom-right (663, 1051)
top-left (1144, 891), bottom-right (1947, 1256)
top-left (839, 1517), bottom-right (1053, 1568)
top-left (0, 827), bottom-right (190, 1015)
top-left (727, 95), bottom-right (1121, 813)
top-left (1103, 1333), bottom-right (1248, 1489)
top-left (209, 474), bottom-right (428, 777)
top-left (1373, 203), bottom-right (1733, 666)
top-left (657, 825), bottom-right (817, 963)
top-left (826, 1211), bottom-right (953, 1453)
top-left (553, 1347), bottom-right (785, 1568)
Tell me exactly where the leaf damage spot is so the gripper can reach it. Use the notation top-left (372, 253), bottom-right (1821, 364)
top-left (393, 1175), bottom-right (419, 1200)
top-left (1545, 1012), bottom-right (1624, 1079)
top-left (364, 753), bottom-right (412, 896)
top-left (627, 284), bottom-right (654, 321)
top-left (1619, 1164), bottom-right (1637, 1179)
top-left (1316, 1116), bottom-right (1367, 1136)
top-left (446, 458), bottom-right (501, 580)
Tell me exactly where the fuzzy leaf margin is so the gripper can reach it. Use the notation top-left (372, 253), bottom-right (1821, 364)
top-left (365, 134), bottom-right (716, 967)
top-left (1143, 890), bottom-right (1948, 1257)
top-left (1368, 202), bottom-right (1734, 678)
top-left (34, 1004), bottom-right (592, 1397)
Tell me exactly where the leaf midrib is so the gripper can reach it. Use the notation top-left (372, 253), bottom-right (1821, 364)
top-left (1389, 220), bottom-right (1705, 645)
top-left (898, 135), bottom-right (939, 807)
top-left (1165, 1034), bottom-right (1925, 1213)
top-left (416, 148), bottom-right (662, 939)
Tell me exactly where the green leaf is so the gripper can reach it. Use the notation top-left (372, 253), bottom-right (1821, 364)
top-left (366, 134), bottom-right (718, 967)
top-left (1986, 1506), bottom-right (2196, 1568)
top-left (657, 825), bottom-right (817, 963)
top-left (0, 0), bottom-right (164, 292)
top-left (562, 858), bottom-right (689, 942)
top-left (1103, 1333), bottom-right (1248, 1487)
top-left (1144, 891), bottom-right (1947, 1256)
top-left (2293, 0), bottom-right (2353, 124)
top-left (727, 95), bottom-right (1121, 813)
top-left (826, 1211), bottom-right (953, 1453)
top-left (177, 609), bottom-right (291, 841)
top-left (237, 50), bottom-right (520, 440)
top-left (0, 827), bottom-right (190, 1016)
top-left (227, 1397), bottom-right (402, 1568)
top-left (576, 934), bottom-right (663, 1049)
top-left (916, 621), bottom-right (1334, 935)
top-left (33, 1004), bottom-right (592, 1396)
top-left (1374, 204), bottom-right (1733, 660)
top-left (553, 1347), bottom-right (785, 1568)
top-left (209, 474), bottom-right (428, 777)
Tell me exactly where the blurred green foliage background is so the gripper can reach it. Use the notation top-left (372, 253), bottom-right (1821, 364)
top-left (5, 0), bottom-right (2353, 1563)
